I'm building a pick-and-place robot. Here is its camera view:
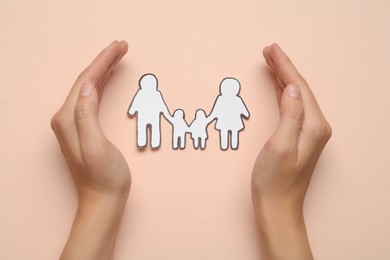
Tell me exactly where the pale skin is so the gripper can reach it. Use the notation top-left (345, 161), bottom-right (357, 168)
top-left (252, 44), bottom-right (331, 259)
top-left (51, 41), bottom-right (331, 260)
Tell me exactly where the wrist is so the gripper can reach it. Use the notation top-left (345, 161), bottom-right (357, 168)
top-left (253, 195), bottom-right (303, 222)
top-left (78, 187), bottom-right (129, 208)
top-left (76, 189), bottom-right (129, 226)
top-left (61, 191), bottom-right (129, 260)
top-left (253, 198), bottom-right (313, 260)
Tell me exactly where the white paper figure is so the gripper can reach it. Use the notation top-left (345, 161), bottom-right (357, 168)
top-left (170, 109), bottom-right (189, 149)
top-left (189, 109), bottom-right (209, 150)
top-left (128, 74), bottom-right (172, 149)
top-left (128, 75), bottom-right (249, 151)
top-left (207, 77), bottom-right (250, 150)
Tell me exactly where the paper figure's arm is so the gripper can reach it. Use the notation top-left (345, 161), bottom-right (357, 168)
top-left (161, 111), bottom-right (174, 124)
top-left (184, 119), bottom-right (190, 133)
top-left (163, 112), bottom-right (174, 123)
top-left (206, 99), bottom-right (221, 124)
top-left (206, 114), bottom-right (216, 123)
top-left (240, 98), bottom-right (250, 118)
top-left (207, 109), bottom-right (216, 121)
top-left (188, 121), bottom-right (195, 134)
top-left (159, 93), bottom-right (174, 123)
top-left (128, 92), bottom-right (140, 116)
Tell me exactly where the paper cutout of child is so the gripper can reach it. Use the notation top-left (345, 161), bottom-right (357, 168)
top-left (170, 109), bottom-right (189, 149)
top-left (189, 109), bottom-right (209, 150)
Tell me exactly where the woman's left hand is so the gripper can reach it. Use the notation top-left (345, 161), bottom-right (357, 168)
top-left (51, 40), bottom-right (131, 260)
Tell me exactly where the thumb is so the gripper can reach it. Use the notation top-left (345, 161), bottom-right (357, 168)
top-left (75, 84), bottom-right (106, 148)
top-left (272, 83), bottom-right (304, 151)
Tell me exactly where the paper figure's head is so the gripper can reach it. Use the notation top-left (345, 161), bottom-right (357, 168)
top-left (173, 109), bottom-right (184, 118)
top-left (220, 78), bottom-right (240, 96)
top-left (139, 74), bottom-right (158, 91)
top-left (195, 109), bottom-right (206, 119)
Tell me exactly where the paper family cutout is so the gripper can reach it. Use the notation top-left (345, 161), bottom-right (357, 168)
top-left (128, 74), bottom-right (250, 151)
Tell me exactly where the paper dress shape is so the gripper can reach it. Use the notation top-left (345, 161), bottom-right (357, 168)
top-left (128, 74), bottom-right (250, 151)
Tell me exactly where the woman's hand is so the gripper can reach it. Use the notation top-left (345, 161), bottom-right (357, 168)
top-left (51, 40), bottom-right (130, 260)
top-left (252, 44), bottom-right (332, 260)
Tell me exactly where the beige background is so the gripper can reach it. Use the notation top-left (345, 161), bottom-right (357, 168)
top-left (1, 0), bottom-right (389, 259)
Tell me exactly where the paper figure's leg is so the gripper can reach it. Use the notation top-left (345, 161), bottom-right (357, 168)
top-left (193, 138), bottom-right (199, 149)
top-left (220, 130), bottom-right (228, 150)
top-left (173, 135), bottom-right (178, 150)
top-left (180, 134), bottom-right (186, 149)
top-left (231, 130), bottom-right (239, 149)
top-left (150, 123), bottom-right (161, 149)
top-left (137, 121), bottom-right (147, 147)
top-left (201, 138), bottom-right (206, 149)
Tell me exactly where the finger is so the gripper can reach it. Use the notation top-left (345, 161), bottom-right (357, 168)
top-left (268, 44), bottom-right (307, 87)
top-left (52, 41), bottom-right (127, 161)
top-left (264, 46), bottom-right (285, 108)
top-left (96, 41), bottom-right (128, 103)
top-left (268, 44), bottom-right (323, 117)
top-left (62, 40), bottom-right (128, 112)
top-left (269, 70), bottom-right (283, 108)
top-left (271, 84), bottom-right (304, 155)
top-left (263, 46), bottom-right (277, 74)
top-left (268, 44), bottom-right (332, 156)
top-left (96, 41), bottom-right (128, 94)
top-left (97, 69), bottom-right (114, 102)
top-left (74, 84), bottom-right (107, 157)
top-left (264, 46), bottom-right (289, 91)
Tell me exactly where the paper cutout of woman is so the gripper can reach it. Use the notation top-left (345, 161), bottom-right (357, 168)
top-left (207, 78), bottom-right (250, 150)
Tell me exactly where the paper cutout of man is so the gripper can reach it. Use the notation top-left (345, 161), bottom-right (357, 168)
top-left (128, 74), bottom-right (172, 149)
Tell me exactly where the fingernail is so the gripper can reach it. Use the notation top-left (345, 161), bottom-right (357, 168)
top-left (79, 84), bottom-right (93, 97)
top-left (287, 84), bottom-right (301, 98)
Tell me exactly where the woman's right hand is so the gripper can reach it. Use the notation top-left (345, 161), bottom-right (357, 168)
top-left (251, 44), bottom-right (332, 260)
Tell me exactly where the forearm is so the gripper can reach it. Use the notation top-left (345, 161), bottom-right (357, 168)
top-left (60, 191), bottom-right (129, 260)
top-left (254, 200), bottom-right (313, 260)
